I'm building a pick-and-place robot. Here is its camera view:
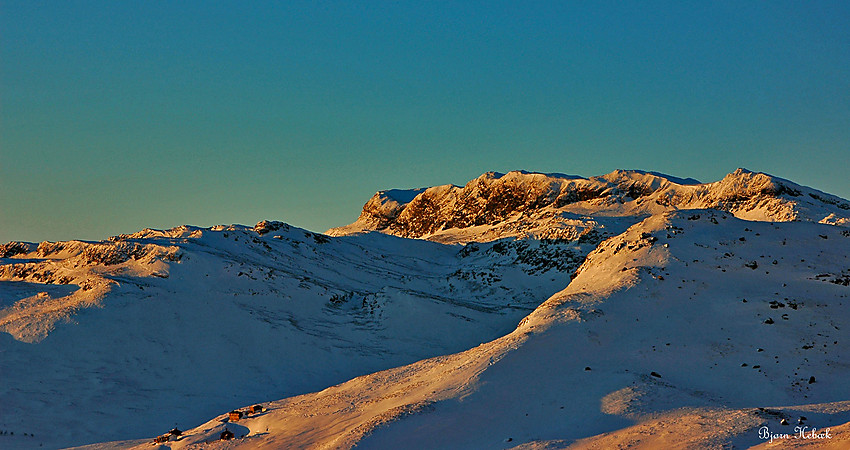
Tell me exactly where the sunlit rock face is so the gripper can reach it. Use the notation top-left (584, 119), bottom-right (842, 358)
top-left (328, 168), bottom-right (850, 243)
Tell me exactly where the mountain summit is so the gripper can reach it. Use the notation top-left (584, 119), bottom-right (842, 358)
top-left (328, 169), bottom-right (850, 243)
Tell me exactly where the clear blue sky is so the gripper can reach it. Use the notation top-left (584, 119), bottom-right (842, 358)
top-left (2, 1), bottom-right (849, 243)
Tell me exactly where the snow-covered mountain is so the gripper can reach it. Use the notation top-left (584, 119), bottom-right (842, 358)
top-left (1, 169), bottom-right (849, 449)
top-left (154, 210), bottom-right (850, 450)
top-left (328, 168), bottom-right (850, 243)
top-left (0, 221), bottom-right (596, 449)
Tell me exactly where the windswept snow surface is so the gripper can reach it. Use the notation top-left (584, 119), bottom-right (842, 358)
top-left (0, 221), bottom-right (602, 449)
top-left (3, 169), bottom-right (850, 449)
top-left (125, 211), bottom-right (850, 450)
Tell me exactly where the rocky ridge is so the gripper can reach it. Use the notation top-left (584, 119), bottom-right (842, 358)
top-left (327, 168), bottom-right (850, 243)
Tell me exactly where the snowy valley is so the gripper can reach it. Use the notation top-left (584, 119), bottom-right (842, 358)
top-left (2, 168), bottom-right (850, 449)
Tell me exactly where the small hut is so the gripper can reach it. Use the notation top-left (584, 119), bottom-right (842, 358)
top-left (169, 427), bottom-right (182, 437)
top-left (154, 434), bottom-right (170, 443)
top-left (252, 404), bottom-right (263, 414)
top-left (220, 429), bottom-right (234, 440)
top-left (228, 410), bottom-right (243, 421)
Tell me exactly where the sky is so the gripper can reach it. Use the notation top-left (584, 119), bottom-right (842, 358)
top-left (2, 1), bottom-right (849, 243)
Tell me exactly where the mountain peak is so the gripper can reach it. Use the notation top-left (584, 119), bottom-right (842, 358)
top-left (327, 169), bottom-right (850, 242)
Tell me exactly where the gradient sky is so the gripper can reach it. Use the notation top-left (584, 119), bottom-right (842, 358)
top-left (2, 1), bottom-right (849, 243)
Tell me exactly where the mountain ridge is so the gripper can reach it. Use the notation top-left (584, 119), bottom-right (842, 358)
top-left (328, 168), bottom-right (850, 243)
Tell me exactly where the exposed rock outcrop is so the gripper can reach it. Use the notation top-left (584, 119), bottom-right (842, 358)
top-left (327, 168), bottom-right (850, 242)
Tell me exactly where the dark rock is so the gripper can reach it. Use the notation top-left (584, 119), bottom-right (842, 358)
top-left (0, 241), bottom-right (34, 258)
top-left (254, 220), bottom-right (289, 236)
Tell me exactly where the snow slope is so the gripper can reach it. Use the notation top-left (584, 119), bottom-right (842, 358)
top-left (131, 210), bottom-right (850, 449)
top-left (0, 221), bottom-right (599, 449)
